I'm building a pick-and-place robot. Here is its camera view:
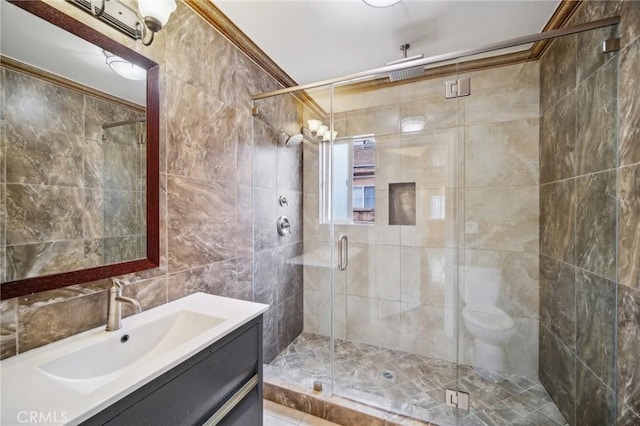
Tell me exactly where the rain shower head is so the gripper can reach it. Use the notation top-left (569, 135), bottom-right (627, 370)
top-left (280, 131), bottom-right (304, 146)
top-left (386, 43), bottom-right (425, 82)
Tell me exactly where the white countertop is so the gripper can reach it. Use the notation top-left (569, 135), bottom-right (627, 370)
top-left (1, 293), bottom-right (269, 426)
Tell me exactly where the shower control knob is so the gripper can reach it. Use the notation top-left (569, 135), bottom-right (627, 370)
top-left (279, 195), bottom-right (289, 206)
top-left (277, 216), bottom-right (291, 236)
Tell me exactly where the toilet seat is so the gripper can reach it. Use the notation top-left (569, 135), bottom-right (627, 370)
top-left (462, 305), bottom-right (514, 332)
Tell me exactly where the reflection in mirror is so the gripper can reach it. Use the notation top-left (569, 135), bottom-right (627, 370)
top-left (0, 0), bottom-right (159, 296)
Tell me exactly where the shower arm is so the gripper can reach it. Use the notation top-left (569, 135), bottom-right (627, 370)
top-left (251, 16), bottom-right (619, 100)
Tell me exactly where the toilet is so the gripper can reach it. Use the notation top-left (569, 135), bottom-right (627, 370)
top-left (461, 266), bottom-right (514, 374)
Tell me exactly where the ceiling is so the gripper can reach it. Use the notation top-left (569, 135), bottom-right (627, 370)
top-left (0, 0), bottom-right (146, 106)
top-left (213, 0), bottom-right (561, 86)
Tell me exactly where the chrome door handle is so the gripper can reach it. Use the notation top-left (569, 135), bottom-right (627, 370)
top-left (338, 234), bottom-right (348, 271)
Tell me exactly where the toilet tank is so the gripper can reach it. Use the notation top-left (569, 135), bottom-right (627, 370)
top-left (462, 266), bottom-right (502, 306)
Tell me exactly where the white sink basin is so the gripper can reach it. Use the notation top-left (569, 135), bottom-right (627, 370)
top-left (38, 310), bottom-right (225, 394)
top-left (1, 293), bottom-right (269, 425)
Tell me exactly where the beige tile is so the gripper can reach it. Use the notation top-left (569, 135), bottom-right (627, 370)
top-left (346, 244), bottom-right (400, 301)
top-left (303, 290), bottom-right (346, 340)
top-left (463, 83), bottom-right (539, 126)
top-left (400, 247), bottom-right (458, 308)
top-left (465, 186), bottom-right (539, 253)
top-left (300, 413), bottom-right (341, 426)
top-left (265, 400), bottom-right (305, 424)
top-left (400, 188), bottom-right (459, 248)
top-left (400, 303), bottom-right (458, 362)
top-left (465, 119), bottom-right (539, 187)
top-left (462, 61), bottom-right (539, 92)
top-left (345, 296), bottom-right (401, 349)
top-left (264, 414), bottom-right (298, 426)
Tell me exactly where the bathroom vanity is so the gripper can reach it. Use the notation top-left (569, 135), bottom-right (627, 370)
top-left (0, 293), bottom-right (268, 425)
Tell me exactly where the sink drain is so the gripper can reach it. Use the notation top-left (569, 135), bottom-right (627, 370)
top-left (120, 334), bottom-right (130, 343)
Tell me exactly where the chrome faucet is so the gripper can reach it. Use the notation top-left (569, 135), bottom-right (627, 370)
top-left (106, 279), bottom-right (142, 331)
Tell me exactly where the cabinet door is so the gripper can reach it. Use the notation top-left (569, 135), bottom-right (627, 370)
top-left (217, 386), bottom-right (262, 426)
top-left (92, 323), bottom-right (259, 426)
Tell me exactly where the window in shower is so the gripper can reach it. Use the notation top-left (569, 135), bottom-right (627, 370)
top-left (321, 135), bottom-right (376, 224)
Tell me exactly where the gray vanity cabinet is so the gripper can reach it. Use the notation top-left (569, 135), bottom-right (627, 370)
top-left (82, 317), bottom-right (263, 426)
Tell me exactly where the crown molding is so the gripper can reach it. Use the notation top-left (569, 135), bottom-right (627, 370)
top-left (185, 0), bottom-right (581, 101)
top-left (1, 55), bottom-right (145, 113)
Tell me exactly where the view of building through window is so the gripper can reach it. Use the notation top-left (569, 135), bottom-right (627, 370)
top-left (352, 138), bottom-right (375, 223)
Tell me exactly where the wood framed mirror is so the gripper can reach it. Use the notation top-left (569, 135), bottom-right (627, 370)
top-left (0, 0), bottom-right (159, 300)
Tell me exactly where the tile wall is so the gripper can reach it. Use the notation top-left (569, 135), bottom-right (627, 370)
top-left (0, 0), bottom-right (303, 363)
top-left (0, 67), bottom-right (145, 281)
top-left (302, 61), bottom-right (540, 379)
top-left (538, 1), bottom-right (640, 425)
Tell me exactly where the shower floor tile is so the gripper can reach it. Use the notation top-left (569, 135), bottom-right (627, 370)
top-left (265, 333), bottom-right (568, 426)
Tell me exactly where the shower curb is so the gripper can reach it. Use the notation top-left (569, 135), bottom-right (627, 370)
top-left (264, 381), bottom-right (434, 426)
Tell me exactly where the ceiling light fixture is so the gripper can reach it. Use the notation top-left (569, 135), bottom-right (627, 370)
top-left (68, 0), bottom-right (176, 46)
top-left (363, 0), bottom-right (401, 7)
top-left (401, 117), bottom-right (426, 132)
top-left (104, 50), bottom-right (147, 80)
top-left (302, 120), bottom-right (337, 142)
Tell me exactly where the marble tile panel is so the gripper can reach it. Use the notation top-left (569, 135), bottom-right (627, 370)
top-left (4, 122), bottom-right (83, 186)
top-left (232, 255), bottom-right (253, 301)
top-left (4, 69), bottom-right (84, 136)
top-left (400, 247), bottom-right (457, 308)
top-left (167, 259), bottom-right (238, 302)
top-left (104, 190), bottom-right (140, 238)
top-left (254, 248), bottom-right (279, 306)
top-left (539, 93), bottom-right (576, 184)
top-left (0, 299), bottom-right (17, 359)
top-left (397, 128), bottom-right (459, 189)
top-left (575, 360), bottom-right (616, 426)
top-left (539, 255), bottom-right (576, 349)
top-left (569, 0), bottom-right (620, 27)
top-left (303, 290), bottom-right (346, 340)
top-left (83, 238), bottom-right (104, 268)
top-left (575, 170), bottom-right (616, 279)
top-left (619, 38), bottom-right (640, 166)
top-left (236, 112), bottom-right (252, 186)
top-left (399, 94), bottom-right (459, 132)
top-left (18, 290), bottom-right (107, 353)
top-left (621, 0), bottom-right (640, 49)
top-left (167, 175), bottom-right (237, 272)
top-left (618, 400), bottom-right (640, 426)
top-left (346, 295), bottom-right (401, 350)
top-left (576, 58), bottom-right (617, 175)
top-left (400, 303), bottom-right (457, 362)
top-left (575, 269), bottom-right (616, 389)
top-left (462, 250), bottom-right (538, 319)
top-left (576, 25), bottom-right (619, 84)
top-left (166, 76), bottom-right (237, 183)
top-left (235, 53), bottom-right (278, 118)
top-left (463, 82), bottom-right (539, 126)
top-left (104, 141), bottom-right (140, 191)
top-left (399, 188), bottom-right (458, 249)
top-left (263, 307), bottom-right (279, 363)
top-left (618, 164), bottom-right (640, 289)
top-left (540, 180), bottom-right (576, 263)
top-left (464, 186), bottom-right (538, 253)
top-left (120, 276), bottom-right (167, 317)
top-left (6, 183), bottom-right (83, 245)
top-left (464, 118), bottom-right (538, 187)
top-left (254, 187), bottom-right (278, 252)
top-left (84, 95), bottom-right (139, 142)
top-left (253, 119), bottom-right (278, 189)
top-left (617, 284), bottom-right (640, 416)
top-left (277, 291), bottom-right (304, 353)
top-left (463, 62), bottom-right (539, 92)
top-left (84, 137), bottom-right (103, 189)
top-left (540, 34), bottom-right (577, 114)
top-left (347, 244), bottom-right (400, 301)
top-left (539, 325), bottom-right (576, 426)
top-left (83, 189), bottom-right (103, 240)
top-left (0, 247), bottom-right (5, 283)
top-left (165, 2), bottom-right (214, 94)
top-left (237, 184), bottom-right (253, 258)
top-left (278, 242), bottom-right (304, 304)
top-left (345, 105), bottom-right (400, 138)
top-left (103, 236), bottom-right (139, 264)
top-left (277, 137), bottom-right (303, 193)
top-left (7, 240), bottom-right (83, 283)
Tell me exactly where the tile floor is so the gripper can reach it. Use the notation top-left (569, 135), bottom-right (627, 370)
top-left (264, 400), bottom-right (340, 426)
top-left (265, 333), bottom-right (569, 426)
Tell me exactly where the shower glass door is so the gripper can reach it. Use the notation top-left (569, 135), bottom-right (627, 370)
top-left (328, 74), bottom-right (463, 425)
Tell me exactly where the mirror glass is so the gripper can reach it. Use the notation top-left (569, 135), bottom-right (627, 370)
top-left (0, 0), bottom-right (154, 286)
